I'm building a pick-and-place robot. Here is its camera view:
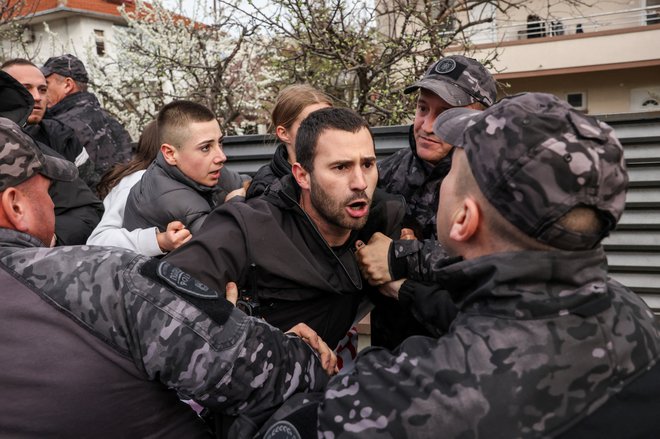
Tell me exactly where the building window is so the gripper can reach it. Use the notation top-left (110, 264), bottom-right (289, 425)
top-left (95, 30), bottom-right (106, 56)
top-left (566, 92), bottom-right (587, 111)
top-left (647, 0), bottom-right (660, 25)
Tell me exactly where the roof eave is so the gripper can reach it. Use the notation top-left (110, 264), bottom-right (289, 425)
top-left (17, 7), bottom-right (128, 26)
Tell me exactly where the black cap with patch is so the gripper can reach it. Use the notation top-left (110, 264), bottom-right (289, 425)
top-left (405, 55), bottom-right (497, 108)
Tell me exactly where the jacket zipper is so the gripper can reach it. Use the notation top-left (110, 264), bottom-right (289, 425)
top-left (279, 189), bottom-right (363, 291)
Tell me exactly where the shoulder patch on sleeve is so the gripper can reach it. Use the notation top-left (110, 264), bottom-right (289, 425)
top-left (263, 421), bottom-right (302, 439)
top-left (156, 260), bottom-right (219, 300)
top-left (140, 258), bottom-right (235, 327)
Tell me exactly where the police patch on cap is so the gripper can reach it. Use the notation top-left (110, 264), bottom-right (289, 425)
top-left (263, 421), bottom-right (302, 439)
top-left (403, 55), bottom-right (496, 107)
top-left (434, 58), bottom-right (457, 75)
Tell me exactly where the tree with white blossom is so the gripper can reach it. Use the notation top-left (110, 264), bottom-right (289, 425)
top-left (86, 0), bottom-right (274, 137)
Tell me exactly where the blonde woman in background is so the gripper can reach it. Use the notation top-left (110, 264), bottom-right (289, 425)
top-left (246, 84), bottom-right (332, 199)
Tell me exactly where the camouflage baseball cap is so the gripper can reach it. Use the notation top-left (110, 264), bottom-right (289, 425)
top-left (404, 55), bottom-right (497, 108)
top-left (41, 54), bottom-right (89, 83)
top-left (0, 117), bottom-right (77, 191)
top-left (433, 92), bottom-right (628, 250)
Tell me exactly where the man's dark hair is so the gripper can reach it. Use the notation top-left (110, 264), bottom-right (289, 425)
top-left (1, 58), bottom-right (37, 70)
top-left (157, 100), bottom-right (216, 148)
top-left (295, 107), bottom-right (373, 171)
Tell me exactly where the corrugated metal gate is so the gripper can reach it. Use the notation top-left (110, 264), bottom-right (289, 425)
top-left (223, 112), bottom-right (660, 311)
top-left (599, 113), bottom-right (660, 312)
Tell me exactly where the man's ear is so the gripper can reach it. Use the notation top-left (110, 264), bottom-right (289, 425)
top-left (448, 197), bottom-right (480, 243)
top-left (64, 77), bottom-right (77, 94)
top-left (161, 143), bottom-right (178, 166)
top-left (291, 162), bottom-right (310, 190)
top-left (0, 188), bottom-right (29, 233)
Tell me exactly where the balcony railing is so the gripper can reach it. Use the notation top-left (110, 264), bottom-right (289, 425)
top-left (466, 6), bottom-right (660, 45)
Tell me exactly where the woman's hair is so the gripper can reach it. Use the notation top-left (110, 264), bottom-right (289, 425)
top-left (96, 120), bottom-right (160, 199)
top-left (270, 84), bottom-right (333, 139)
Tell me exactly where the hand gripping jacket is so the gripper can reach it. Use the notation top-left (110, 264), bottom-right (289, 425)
top-left (0, 228), bottom-right (328, 438)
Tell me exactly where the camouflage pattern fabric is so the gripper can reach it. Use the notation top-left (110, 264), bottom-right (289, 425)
top-left (0, 116), bottom-right (77, 190)
top-left (0, 228), bottom-right (328, 438)
top-left (25, 118), bottom-right (101, 190)
top-left (291, 249), bottom-right (659, 438)
top-left (41, 54), bottom-right (90, 83)
top-left (433, 92), bottom-right (628, 250)
top-left (376, 54), bottom-right (496, 278)
top-left (404, 55), bottom-right (497, 108)
top-left (374, 130), bottom-right (454, 348)
top-left (46, 91), bottom-right (132, 175)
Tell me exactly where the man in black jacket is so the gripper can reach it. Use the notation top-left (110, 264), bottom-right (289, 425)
top-left (41, 54), bottom-right (132, 175)
top-left (2, 58), bottom-right (100, 189)
top-left (0, 70), bottom-right (103, 245)
top-left (166, 108), bottom-right (405, 348)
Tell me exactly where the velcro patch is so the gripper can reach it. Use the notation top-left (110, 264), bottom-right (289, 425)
top-left (157, 261), bottom-right (219, 300)
top-left (434, 58), bottom-right (456, 74)
top-left (433, 58), bottom-right (467, 80)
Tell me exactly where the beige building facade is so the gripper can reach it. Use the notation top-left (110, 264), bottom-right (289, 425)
top-left (448, 0), bottom-right (660, 115)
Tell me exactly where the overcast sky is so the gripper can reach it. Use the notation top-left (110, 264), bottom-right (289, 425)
top-left (161, 0), bottom-right (215, 20)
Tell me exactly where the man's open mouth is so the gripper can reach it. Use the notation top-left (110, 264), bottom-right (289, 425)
top-left (346, 200), bottom-right (369, 218)
top-left (348, 200), bottom-right (367, 210)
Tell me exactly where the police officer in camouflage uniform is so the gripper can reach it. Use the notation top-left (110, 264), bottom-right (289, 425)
top-left (0, 117), bottom-right (335, 438)
top-left (41, 54), bottom-right (133, 175)
top-left (256, 93), bottom-right (660, 438)
top-left (366, 55), bottom-right (497, 348)
top-left (378, 55), bottom-right (496, 241)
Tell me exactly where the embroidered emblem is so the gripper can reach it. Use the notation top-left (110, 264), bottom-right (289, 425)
top-left (434, 58), bottom-right (457, 74)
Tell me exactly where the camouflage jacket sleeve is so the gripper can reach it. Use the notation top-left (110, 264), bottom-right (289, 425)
top-left (389, 238), bottom-right (462, 282)
top-left (2, 245), bottom-right (328, 430)
top-left (124, 257), bottom-right (330, 420)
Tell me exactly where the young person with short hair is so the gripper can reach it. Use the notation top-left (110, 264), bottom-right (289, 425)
top-left (123, 100), bottom-right (245, 235)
